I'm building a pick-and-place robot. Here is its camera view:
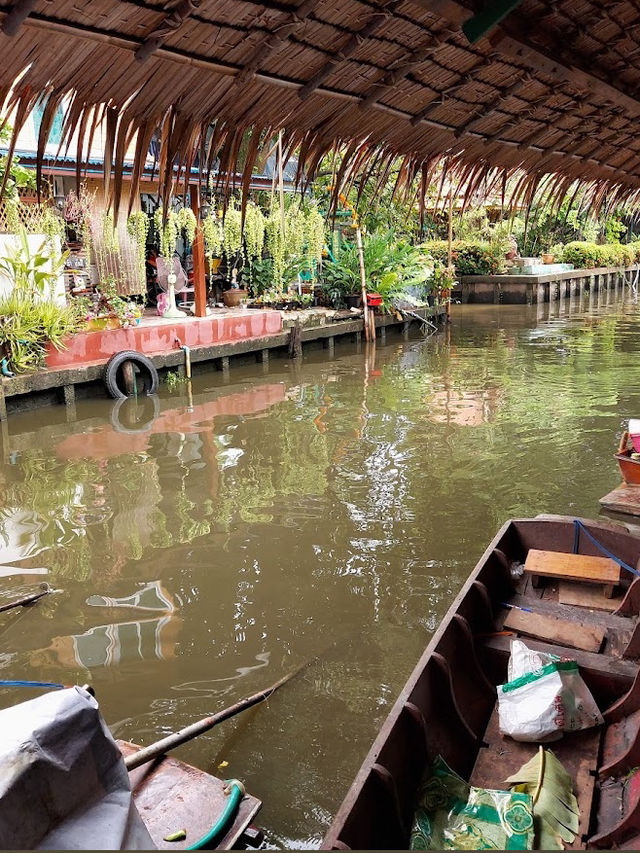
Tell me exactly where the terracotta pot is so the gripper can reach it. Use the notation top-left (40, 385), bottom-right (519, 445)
top-left (210, 257), bottom-right (222, 274)
top-left (106, 317), bottom-right (122, 330)
top-left (87, 317), bottom-right (108, 331)
top-left (541, 253), bottom-right (555, 264)
top-left (222, 288), bottom-right (245, 308)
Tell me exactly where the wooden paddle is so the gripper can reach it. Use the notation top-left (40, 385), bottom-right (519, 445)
top-left (124, 658), bottom-right (313, 770)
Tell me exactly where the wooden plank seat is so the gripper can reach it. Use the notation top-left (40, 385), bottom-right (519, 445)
top-left (524, 549), bottom-right (621, 598)
top-left (497, 590), bottom-right (637, 659)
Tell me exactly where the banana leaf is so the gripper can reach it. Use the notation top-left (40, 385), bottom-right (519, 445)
top-left (505, 747), bottom-right (579, 850)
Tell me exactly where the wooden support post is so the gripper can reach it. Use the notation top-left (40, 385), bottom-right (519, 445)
top-left (403, 321), bottom-right (410, 340)
top-left (325, 336), bottom-right (335, 356)
top-left (63, 384), bottom-right (76, 421)
top-left (446, 189), bottom-right (453, 323)
top-left (190, 183), bottom-right (208, 318)
top-left (0, 384), bottom-right (6, 422)
top-left (121, 362), bottom-right (136, 396)
top-left (379, 325), bottom-right (386, 344)
top-left (219, 355), bottom-right (230, 374)
top-left (258, 348), bottom-right (269, 365)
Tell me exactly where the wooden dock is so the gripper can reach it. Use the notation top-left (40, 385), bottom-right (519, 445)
top-left (457, 265), bottom-right (637, 305)
top-left (0, 305), bottom-right (445, 421)
top-left (600, 482), bottom-right (640, 517)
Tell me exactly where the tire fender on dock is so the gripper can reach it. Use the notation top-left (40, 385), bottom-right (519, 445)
top-left (104, 350), bottom-right (159, 399)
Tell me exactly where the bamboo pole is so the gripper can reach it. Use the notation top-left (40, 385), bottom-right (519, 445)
top-left (124, 661), bottom-right (310, 771)
top-left (356, 225), bottom-right (371, 342)
top-left (446, 188), bottom-right (453, 323)
top-left (0, 583), bottom-right (50, 614)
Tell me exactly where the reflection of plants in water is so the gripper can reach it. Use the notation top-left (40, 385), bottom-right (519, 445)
top-left (212, 410), bottom-right (330, 527)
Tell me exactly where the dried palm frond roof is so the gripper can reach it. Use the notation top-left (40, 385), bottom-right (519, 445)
top-left (3, 0), bottom-right (640, 218)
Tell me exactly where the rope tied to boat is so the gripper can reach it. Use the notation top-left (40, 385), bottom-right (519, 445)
top-left (573, 519), bottom-right (640, 577)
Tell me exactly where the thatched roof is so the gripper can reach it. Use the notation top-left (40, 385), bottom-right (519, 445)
top-left (3, 0), bottom-right (640, 216)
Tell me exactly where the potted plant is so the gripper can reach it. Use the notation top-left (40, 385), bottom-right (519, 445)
top-left (222, 267), bottom-right (246, 307)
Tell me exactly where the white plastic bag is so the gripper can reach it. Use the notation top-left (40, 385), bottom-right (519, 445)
top-left (498, 641), bottom-right (603, 743)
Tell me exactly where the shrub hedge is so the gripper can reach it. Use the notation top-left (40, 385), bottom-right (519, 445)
top-left (424, 239), bottom-right (640, 274)
top-left (422, 240), bottom-right (506, 275)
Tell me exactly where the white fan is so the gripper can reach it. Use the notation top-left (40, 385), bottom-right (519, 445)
top-left (156, 255), bottom-right (188, 318)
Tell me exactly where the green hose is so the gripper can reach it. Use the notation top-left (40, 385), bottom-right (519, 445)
top-left (186, 779), bottom-right (245, 850)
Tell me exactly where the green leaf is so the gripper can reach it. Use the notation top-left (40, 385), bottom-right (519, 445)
top-left (506, 748), bottom-right (579, 850)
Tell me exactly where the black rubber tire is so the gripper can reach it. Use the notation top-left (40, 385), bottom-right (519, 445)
top-left (104, 350), bottom-right (159, 399)
top-left (110, 395), bottom-right (160, 434)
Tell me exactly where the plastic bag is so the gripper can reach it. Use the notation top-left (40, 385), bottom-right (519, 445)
top-left (498, 641), bottom-right (603, 742)
top-left (507, 638), bottom-right (559, 681)
top-left (410, 755), bottom-right (534, 850)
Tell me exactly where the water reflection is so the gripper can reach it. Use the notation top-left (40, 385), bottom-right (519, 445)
top-left (0, 290), bottom-right (638, 847)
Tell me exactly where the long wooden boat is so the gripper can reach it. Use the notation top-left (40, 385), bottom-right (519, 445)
top-left (323, 515), bottom-right (640, 850)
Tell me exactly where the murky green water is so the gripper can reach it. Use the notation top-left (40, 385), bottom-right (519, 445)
top-left (0, 289), bottom-right (638, 847)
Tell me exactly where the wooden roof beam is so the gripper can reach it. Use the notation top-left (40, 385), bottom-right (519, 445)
top-left (1, 0), bottom-right (36, 36)
top-left (409, 53), bottom-right (498, 126)
top-left (359, 27), bottom-right (455, 109)
top-left (413, 0), bottom-right (640, 118)
top-left (232, 0), bottom-right (321, 88)
top-left (298, 0), bottom-right (402, 100)
top-left (135, 0), bottom-right (202, 63)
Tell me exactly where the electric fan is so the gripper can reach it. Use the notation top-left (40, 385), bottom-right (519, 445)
top-left (155, 255), bottom-right (188, 318)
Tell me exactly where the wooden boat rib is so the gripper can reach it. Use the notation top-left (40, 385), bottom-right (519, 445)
top-left (322, 515), bottom-right (640, 851)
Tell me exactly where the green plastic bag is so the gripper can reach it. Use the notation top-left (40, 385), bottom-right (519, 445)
top-left (410, 756), bottom-right (534, 850)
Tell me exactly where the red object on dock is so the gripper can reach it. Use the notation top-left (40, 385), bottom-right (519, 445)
top-left (46, 310), bottom-right (283, 369)
top-left (366, 292), bottom-right (382, 308)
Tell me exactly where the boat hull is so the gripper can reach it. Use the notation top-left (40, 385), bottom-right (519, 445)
top-left (322, 515), bottom-right (640, 851)
top-left (616, 451), bottom-right (640, 485)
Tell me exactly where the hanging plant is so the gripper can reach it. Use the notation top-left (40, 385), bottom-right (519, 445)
top-left (265, 206), bottom-right (285, 290)
top-left (154, 208), bottom-right (178, 257)
top-left (177, 207), bottom-right (197, 246)
top-left (127, 211), bottom-right (149, 288)
top-left (243, 201), bottom-right (265, 263)
top-left (203, 211), bottom-right (223, 259)
top-left (285, 199), bottom-right (305, 261)
top-left (223, 201), bottom-right (243, 262)
top-left (102, 212), bottom-right (119, 253)
top-left (304, 204), bottom-right (325, 268)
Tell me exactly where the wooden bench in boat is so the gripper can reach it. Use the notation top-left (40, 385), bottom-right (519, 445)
top-left (524, 549), bottom-right (621, 598)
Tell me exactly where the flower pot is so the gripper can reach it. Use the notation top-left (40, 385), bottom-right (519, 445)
top-left (106, 317), bottom-right (122, 330)
top-left (222, 288), bottom-right (245, 308)
top-left (345, 294), bottom-right (361, 309)
top-left (211, 257), bottom-right (222, 274)
top-left (87, 317), bottom-right (108, 331)
top-left (541, 253), bottom-right (555, 264)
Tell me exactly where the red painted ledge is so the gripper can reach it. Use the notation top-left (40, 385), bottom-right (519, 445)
top-left (46, 309), bottom-right (283, 369)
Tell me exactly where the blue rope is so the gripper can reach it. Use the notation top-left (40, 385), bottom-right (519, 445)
top-left (573, 519), bottom-right (640, 578)
top-left (0, 680), bottom-right (65, 689)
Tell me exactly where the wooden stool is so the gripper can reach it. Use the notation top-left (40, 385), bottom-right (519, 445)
top-left (524, 548), bottom-right (621, 598)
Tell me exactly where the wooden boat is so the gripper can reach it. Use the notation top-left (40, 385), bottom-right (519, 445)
top-left (323, 515), bottom-right (640, 850)
top-left (119, 741), bottom-right (262, 850)
top-left (616, 430), bottom-right (640, 485)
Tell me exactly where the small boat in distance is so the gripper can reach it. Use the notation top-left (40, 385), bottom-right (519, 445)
top-left (322, 515), bottom-right (640, 851)
top-left (616, 422), bottom-right (640, 485)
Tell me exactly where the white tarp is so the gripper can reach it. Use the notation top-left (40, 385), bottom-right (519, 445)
top-left (0, 686), bottom-right (154, 849)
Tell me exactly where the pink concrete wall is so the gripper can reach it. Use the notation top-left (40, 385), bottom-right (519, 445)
top-left (46, 311), bottom-right (283, 369)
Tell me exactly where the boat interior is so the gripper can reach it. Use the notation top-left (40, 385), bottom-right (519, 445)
top-left (324, 516), bottom-right (640, 851)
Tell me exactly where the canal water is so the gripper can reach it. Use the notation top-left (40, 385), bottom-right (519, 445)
top-left (0, 290), bottom-right (637, 847)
